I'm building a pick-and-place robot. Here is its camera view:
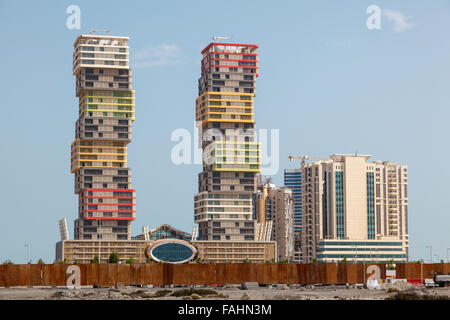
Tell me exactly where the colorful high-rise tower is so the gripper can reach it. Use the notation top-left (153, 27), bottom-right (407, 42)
top-left (194, 42), bottom-right (260, 241)
top-left (71, 34), bottom-right (135, 241)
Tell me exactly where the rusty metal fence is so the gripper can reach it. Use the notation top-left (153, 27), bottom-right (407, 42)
top-left (2, 263), bottom-right (447, 287)
top-left (395, 263), bottom-right (450, 279)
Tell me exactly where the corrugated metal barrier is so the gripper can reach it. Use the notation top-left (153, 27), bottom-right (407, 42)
top-left (395, 263), bottom-right (450, 279)
top-left (1, 263), bottom-right (447, 287)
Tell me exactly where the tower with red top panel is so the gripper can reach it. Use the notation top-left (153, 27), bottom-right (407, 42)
top-left (194, 42), bottom-right (261, 241)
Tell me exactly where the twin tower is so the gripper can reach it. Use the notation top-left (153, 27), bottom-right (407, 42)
top-left (71, 35), bottom-right (260, 242)
top-left (71, 35), bottom-right (136, 241)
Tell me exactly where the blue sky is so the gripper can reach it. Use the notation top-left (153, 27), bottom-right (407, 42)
top-left (0, 0), bottom-right (449, 263)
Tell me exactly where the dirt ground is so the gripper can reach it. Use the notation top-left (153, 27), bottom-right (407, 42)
top-left (0, 282), bottom-right (449, 300)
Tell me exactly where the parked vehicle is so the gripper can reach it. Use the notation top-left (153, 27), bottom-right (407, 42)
top-left (424, 278), bottom-right (436, 287)
top-left (433, 274), bottom-right (450, 287)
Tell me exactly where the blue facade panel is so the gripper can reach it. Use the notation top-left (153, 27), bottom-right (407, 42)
top-left (284, 170), bottom-right (302, 234)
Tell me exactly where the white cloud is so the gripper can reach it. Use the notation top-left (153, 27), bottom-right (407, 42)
top-left (133, 43), bottom-right (182, 68)
top-left (382, 9), bottom-right (414, 33)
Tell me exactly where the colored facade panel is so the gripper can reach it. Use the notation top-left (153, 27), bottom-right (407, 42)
top-left (335, 171), bottom-right (344, 239)
top-left (367, 172), bottom-right (375, 239)
top-left (284, 169), bottom-right (302, 263)
top-left (284, 169), bottom-right (302, 233)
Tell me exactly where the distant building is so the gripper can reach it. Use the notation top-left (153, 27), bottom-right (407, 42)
top-left (255, 183), bottom-right (294, 262)
top-left (56, 238), bottom-right (199, 264)
top-left (58, 218), bottom-right (69, 241)
top-left (56, 224), bottom-right (277, 264)
top-left (284, 169), bottom-right (303, 233)
top-left (193, 240), bottom-right (277, 263)
top-left (255, 220), bottom-right (273, 242)
top-left (284, 169), bottom-right (303, 263)
top-left (132, 224), bottom-right (191, 241)
top-left (293, 233), bottom-right (302, 263)
top-left (316, 240), bottom-right (406, 264)
top-left (301, 154), bottom-right (408, 263)
top-left (56, 239), bottom-right (149, 264)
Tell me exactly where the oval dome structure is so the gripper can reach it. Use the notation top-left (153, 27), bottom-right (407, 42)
top-left (145, 239), bottom-right (198, 264)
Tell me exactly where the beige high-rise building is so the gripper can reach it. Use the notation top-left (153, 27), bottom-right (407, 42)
top-left (255, 183), bottom-right (295, 262)
top-left (302, 154), bottom-right (408, 263)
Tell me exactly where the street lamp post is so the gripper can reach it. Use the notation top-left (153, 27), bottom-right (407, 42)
top-left (24, 244), bottom-right (31, 264)
top-left (352, 245), bottom-right (358, 263)
top-left (421, 260), bottom-right (423, 285)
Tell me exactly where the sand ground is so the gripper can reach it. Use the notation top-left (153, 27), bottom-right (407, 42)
top-left (0, 283), bottom-right (449, 300)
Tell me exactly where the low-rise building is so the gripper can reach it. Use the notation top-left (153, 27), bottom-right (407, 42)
top-left (316, 239), bottom-right (407, 263)
top-left (192, 240), bottom-right (277, 263)
top-left (56, 239), bottom-right (149, 264)
top-left (55, 223), bottom-right (277, 264)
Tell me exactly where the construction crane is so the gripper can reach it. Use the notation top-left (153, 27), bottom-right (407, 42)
top-left (288, 155), bottom-right (330, 167)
